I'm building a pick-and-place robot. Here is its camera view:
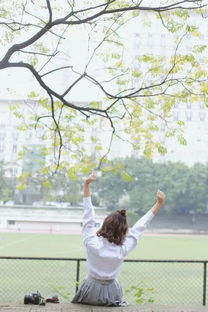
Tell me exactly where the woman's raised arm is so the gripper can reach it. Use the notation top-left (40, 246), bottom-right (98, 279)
top-left (83, 173), bottom-right (97, 197)
top-left (82, 173), bottom-right (97, 245)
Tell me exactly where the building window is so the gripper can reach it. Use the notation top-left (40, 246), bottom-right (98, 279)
top-left (12, 132), bottom-right (18, 140)
top-left (199, 102), bottom-right (205, 109)
top-left (12, 168), bottom-right (17, 176)
top-left (199, 112), bottom-right (206, 121)
top-left (186, 111), bottom-right (193, 121)
top-left (173, 111), bottom-right (179, 121)
top-left (8, 220), bottom-right (15, 225)
top-left (12, 145), bottom-right (17, 153)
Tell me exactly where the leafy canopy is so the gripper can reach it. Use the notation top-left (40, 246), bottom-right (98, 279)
top-left (0, 0), bottom-right (207, 181)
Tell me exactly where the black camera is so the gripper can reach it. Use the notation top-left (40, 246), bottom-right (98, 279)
top-left (24, 291), bottom-right (45, 305)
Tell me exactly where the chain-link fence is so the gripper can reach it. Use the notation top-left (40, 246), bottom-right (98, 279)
top-left (0, 257), bottom-right (207, 306)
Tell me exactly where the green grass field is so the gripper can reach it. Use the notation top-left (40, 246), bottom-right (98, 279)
top-left (0, 232), bottom-right (207, 305)
top-left (0, 232), bottom-right (207, 259)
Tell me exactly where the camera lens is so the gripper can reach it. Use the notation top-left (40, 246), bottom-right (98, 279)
top-left (24, 295), bottom-right (31, 304)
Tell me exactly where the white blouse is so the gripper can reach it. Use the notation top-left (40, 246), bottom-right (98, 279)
top-left (82, 197), bottom-right (154, 280)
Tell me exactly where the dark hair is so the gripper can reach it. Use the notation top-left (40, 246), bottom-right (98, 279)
top-left (96, 210), bottom-right (128, 245)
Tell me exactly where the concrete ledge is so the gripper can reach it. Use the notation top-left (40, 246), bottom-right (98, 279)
top-left (0, 303), bottom-right (207, 312)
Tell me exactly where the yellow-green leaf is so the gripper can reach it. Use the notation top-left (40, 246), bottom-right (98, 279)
top-left (121, 171), bottom-right (134, 182)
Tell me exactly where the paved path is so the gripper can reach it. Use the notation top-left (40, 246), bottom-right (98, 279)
top-left (0, 303), bottom-right (207, 312)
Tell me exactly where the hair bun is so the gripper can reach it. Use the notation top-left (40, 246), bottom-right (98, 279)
top-left (117, 209), bottom-right (126, 217)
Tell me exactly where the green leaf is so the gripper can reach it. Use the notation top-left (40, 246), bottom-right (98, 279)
top-left (144, 145), bottom-right (153, 158)
top-left (132, 70), bottom-right (142, 78)
top-left (81, 167), bottom-right (92, 174)
top-left (28, 91), bottom-right (39, 98)
top-left (111, 53), bottom-right (121, 59)
top-left (42, 180), bottom-right (51, 187)
top-left (16, 183), bottom-right (27, 191)
top-left (192, 45), bottom-right (206, 54)
top-left (177, 120), bottom-right (185, 126)
top-left (177, 135), bottom-right (187, 145)
top-left (121, 171), bottom-right (134, 182)
top-left (157, 145), bottom-right (167, 154)
top-left (0, 8), bottom-right (9, 17)
top-left (89, 101), bottom-right (102, 109)
top-left (67, 167), bottom-right (78, 180)
top-left (95, 145), bottom-right (103, 151)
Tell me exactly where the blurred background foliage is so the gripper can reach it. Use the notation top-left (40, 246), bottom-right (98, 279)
top-left (1, 157), bottom-right (207, 218)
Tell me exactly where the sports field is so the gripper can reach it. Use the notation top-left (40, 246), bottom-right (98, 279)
top-left (0, 232), bottom-right (207, 259)
top-left (0, 232), bottom-right (207, 305)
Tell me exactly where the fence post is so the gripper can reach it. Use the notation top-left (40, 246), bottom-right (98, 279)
top-left (75, 259), bottom-right (80, 293)
top-left (203, 261), bottom-right (207, 306)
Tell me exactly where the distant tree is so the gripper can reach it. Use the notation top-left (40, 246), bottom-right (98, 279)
top-left (11, 155), bottom-right (208, 214)
top-left (96, 163), bottom-right (129, 210)
top-left (0, 162), bottom-right (15, 202)
top-left (95, 157), bottom-right (208, 215)
top-left (157, 161), bottom-right (191, 214)
top-left (123, 157), bottom-right (161, 213)
top-left (154, 162), bottom-right (208, 215)
top-left (184, 163), bottom-right (208, 215)
top-left (126, 210), bottom-right (139, 227)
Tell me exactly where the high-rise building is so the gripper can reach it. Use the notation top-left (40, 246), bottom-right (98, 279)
top-left (0, 99), bottom-right (118, 176)
top-left (131, 12), bottom-right (208, 166)
top-left (0, 99), bottom-right (36, 177)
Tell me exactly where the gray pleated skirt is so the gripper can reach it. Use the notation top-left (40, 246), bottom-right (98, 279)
top-left (71, 275), bottom-right (126, 306)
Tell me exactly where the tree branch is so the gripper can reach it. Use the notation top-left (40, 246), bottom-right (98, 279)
top-left (46, 0), bottom-right (53, 23)
top-left (19, 49), bottom-right (59, 57)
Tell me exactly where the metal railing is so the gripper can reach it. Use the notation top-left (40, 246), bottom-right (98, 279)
top-left (0, 257), bottom-right (207, 305)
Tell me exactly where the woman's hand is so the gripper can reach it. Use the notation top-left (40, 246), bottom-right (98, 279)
top-left (84, 173), bottom-right (97, 185)
top-left (156, 190), bottom-right (165, 206)
top-left (151, 190), bottom-right (165, 215)
top-left (83, 173), bottom-right (97, 197)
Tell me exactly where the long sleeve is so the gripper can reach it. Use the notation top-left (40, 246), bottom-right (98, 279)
top-left (82, 196), bottom-right (96, 246)
top-left (122, 210), bottom-right (154, 256)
